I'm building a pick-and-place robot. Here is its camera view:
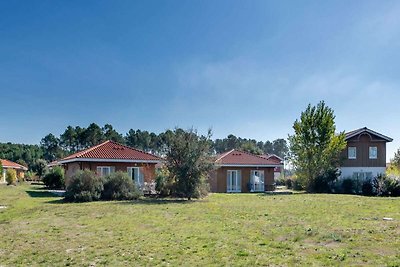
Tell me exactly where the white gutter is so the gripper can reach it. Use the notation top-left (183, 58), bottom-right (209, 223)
top-left (58, 158), bottom-right (161, 164)
top-left (216, 164), bottom-right (284, 168)
top-left (3, 165), bottom-right (28, 170)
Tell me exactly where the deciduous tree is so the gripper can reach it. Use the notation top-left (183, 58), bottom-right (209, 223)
top-left (288, 101), bottom-right (346, 192)
top-left (165, 128), bottom-right (213, 200)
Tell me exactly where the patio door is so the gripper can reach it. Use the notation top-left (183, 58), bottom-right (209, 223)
top-left (128, 167), bottom-right (144, 188)
top-left (250, 170), bottom-right (265, 192)
top-left (227, 170), bottom-right (241, 193)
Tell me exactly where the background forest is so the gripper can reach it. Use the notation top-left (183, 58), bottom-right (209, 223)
top-left (0, 123), bottom-right (288, 169)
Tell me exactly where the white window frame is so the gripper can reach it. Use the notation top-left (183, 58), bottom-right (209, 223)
top-left (96, 166), bottom-right (113, 177)
top-left (348, 147), bottom-right (357, 159)
top-left (227, 170), bottom-right (241, 193)
top-left (127, 167), bottom-right (144, 187)
top-left (250, 170), bottom-right (265, 192)
top-left (369, 146), bottom-right (377, 159)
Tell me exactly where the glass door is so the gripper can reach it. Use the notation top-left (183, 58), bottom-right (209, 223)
top-left (227, 170), bottom-right (241, 192)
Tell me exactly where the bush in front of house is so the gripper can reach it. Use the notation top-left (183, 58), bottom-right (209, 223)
top-left (341, 178), bottom-right (355, 194)
top-left (155, 166), bottom-right (173, 197)
top-left (285, 177), bottom-right (293, 189)
top-left (42, 166), bottom-right (65, 189)
top-left (313, 169), bottom-right (340, 193)
top-left (102, 171), bottom-right (142, 200)
top-left (285, 176), bottom-right (304, 190)
top-left (65, 170), bottom-right (104, 202)
top-left (373, 174), bottom-right (400, 197)
top-left (361, 179), bottom-right (374, 196)
top-left (5, 169), bottom-right (17, 185)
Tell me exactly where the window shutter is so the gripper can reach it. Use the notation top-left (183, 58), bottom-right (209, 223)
top-left (96, 167), bottom-right (101, 176)
top-left (110, 166), bottom-right (115, 173)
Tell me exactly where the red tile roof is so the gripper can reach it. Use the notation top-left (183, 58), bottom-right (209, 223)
top-left (260, 154), bottom-right (284, 164)
top-left (215, 149), bottom-right (283, 166)
top-left (0, 159), bottom-right (28, 171)
top-left (59, 140), bottom-right (161, 163)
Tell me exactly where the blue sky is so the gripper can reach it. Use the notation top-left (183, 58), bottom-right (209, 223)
top-left (1, 1), bottom-right (399, 159)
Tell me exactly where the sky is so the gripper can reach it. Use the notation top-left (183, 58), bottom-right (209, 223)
top-left (0, 0), bottom-right (399, 160)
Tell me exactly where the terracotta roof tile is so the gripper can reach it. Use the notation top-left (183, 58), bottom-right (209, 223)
top-left (215, 149), bottom-right (282, 166)
top-left (260, 154), bottom-right (283, 164)
top-left (0, 159), bottom-right (28, 170)
top-left (59, 140), bottom-right (161, 162)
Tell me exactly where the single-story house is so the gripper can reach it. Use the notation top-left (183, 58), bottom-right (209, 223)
top-left (1, 159), bottom-right (28, 183)
top-left (340, 127), bottom-right (393, 179)
top-left (209, 149), bottom-right (284, 193)
top-left (58, 140), bottom-right (161, 187)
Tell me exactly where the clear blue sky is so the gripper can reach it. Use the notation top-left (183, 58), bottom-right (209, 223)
top-left (1, 1), bottom-right (399, 160)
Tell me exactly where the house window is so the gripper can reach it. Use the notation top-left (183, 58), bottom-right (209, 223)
top-left (353, 172), bottom-right (373, 180)
top-left (127, 167), bottom-right (144, 187)
top-left (348, 147), bottom-right (357, 159)
top-left (369, 147), bottom-right (377, 159)
top-left (250, 170), bottom-right (265, 192)
top-left (227, 170), bottom-right (241, 193)
top-left (96, 166), bottom-right (114, 177)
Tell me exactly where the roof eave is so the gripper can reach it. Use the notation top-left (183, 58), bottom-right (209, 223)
top-left (345, 129), bottom-right (393, 142)
top-left (216, 163), bottom-right (284, 168)
top-left (58, 158), bottom-right (161, 164)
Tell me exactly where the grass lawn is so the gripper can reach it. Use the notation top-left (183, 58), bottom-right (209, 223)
top-left (0, 184), bottom-right (399, 266)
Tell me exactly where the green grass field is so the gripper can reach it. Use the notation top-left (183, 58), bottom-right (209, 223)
top-left (0, 184), bottom-right (399, 266)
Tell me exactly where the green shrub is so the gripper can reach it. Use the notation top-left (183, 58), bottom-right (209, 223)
top-left (155, 167), bottom-right (173, 197)
top-left (341, 178), bottom-right (355, 194)
top-left (313, 169), bottom-right (340, 193)
top-left (373, 174), bottom-right (400, 197)
top-left (275, 176), bottom-right (285, 186)
top-left (42, 166), bottom-right (65, 189)
top-left (285, 178), bottom-right (293, 189)
top-left (192, 175), bottom-right (210, 199)
top-left (362, 179), bottom-right (374, 196)
top-left (65, 170), bottom-right (104, 202)
top-left (102, 171), bottom-right (142, 200)
top-left (5, 169), bottom-right (17, 185)
top-left (25, 171), bottom-right (37, 181)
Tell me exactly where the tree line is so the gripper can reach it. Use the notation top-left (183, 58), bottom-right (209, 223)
top-left (0, 123), bottom-right (288, 169)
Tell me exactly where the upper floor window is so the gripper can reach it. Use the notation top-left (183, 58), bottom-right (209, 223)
top-left (369, 147), bottom-right (378, 159)
top-left (96, 166), bottom-right (115, 177)
top-left (348, 147), bottom-right (357, 159)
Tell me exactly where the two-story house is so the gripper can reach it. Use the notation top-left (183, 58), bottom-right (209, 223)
top-left (340, 127), bottom-right (393, 179)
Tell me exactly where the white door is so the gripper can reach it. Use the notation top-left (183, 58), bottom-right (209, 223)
top-left (128, 167), bottom-right (144, 187)
top-left (227, 170), bottom-right (241, 193)
top-left (250, 170), bottom-right (265, 192)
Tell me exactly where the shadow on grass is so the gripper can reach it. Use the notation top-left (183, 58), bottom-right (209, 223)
top-left (256, 191), bottom-right (305, 197)
top-left (118, 198), bottom-right (195, 205)
top-left (43, 196), bottom-right (205, 205)
top-left (26, 190), bottom-right (61, 198)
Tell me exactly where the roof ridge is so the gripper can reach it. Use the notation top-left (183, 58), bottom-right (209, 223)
top-left (215, 149), bottom-right (235, 162)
